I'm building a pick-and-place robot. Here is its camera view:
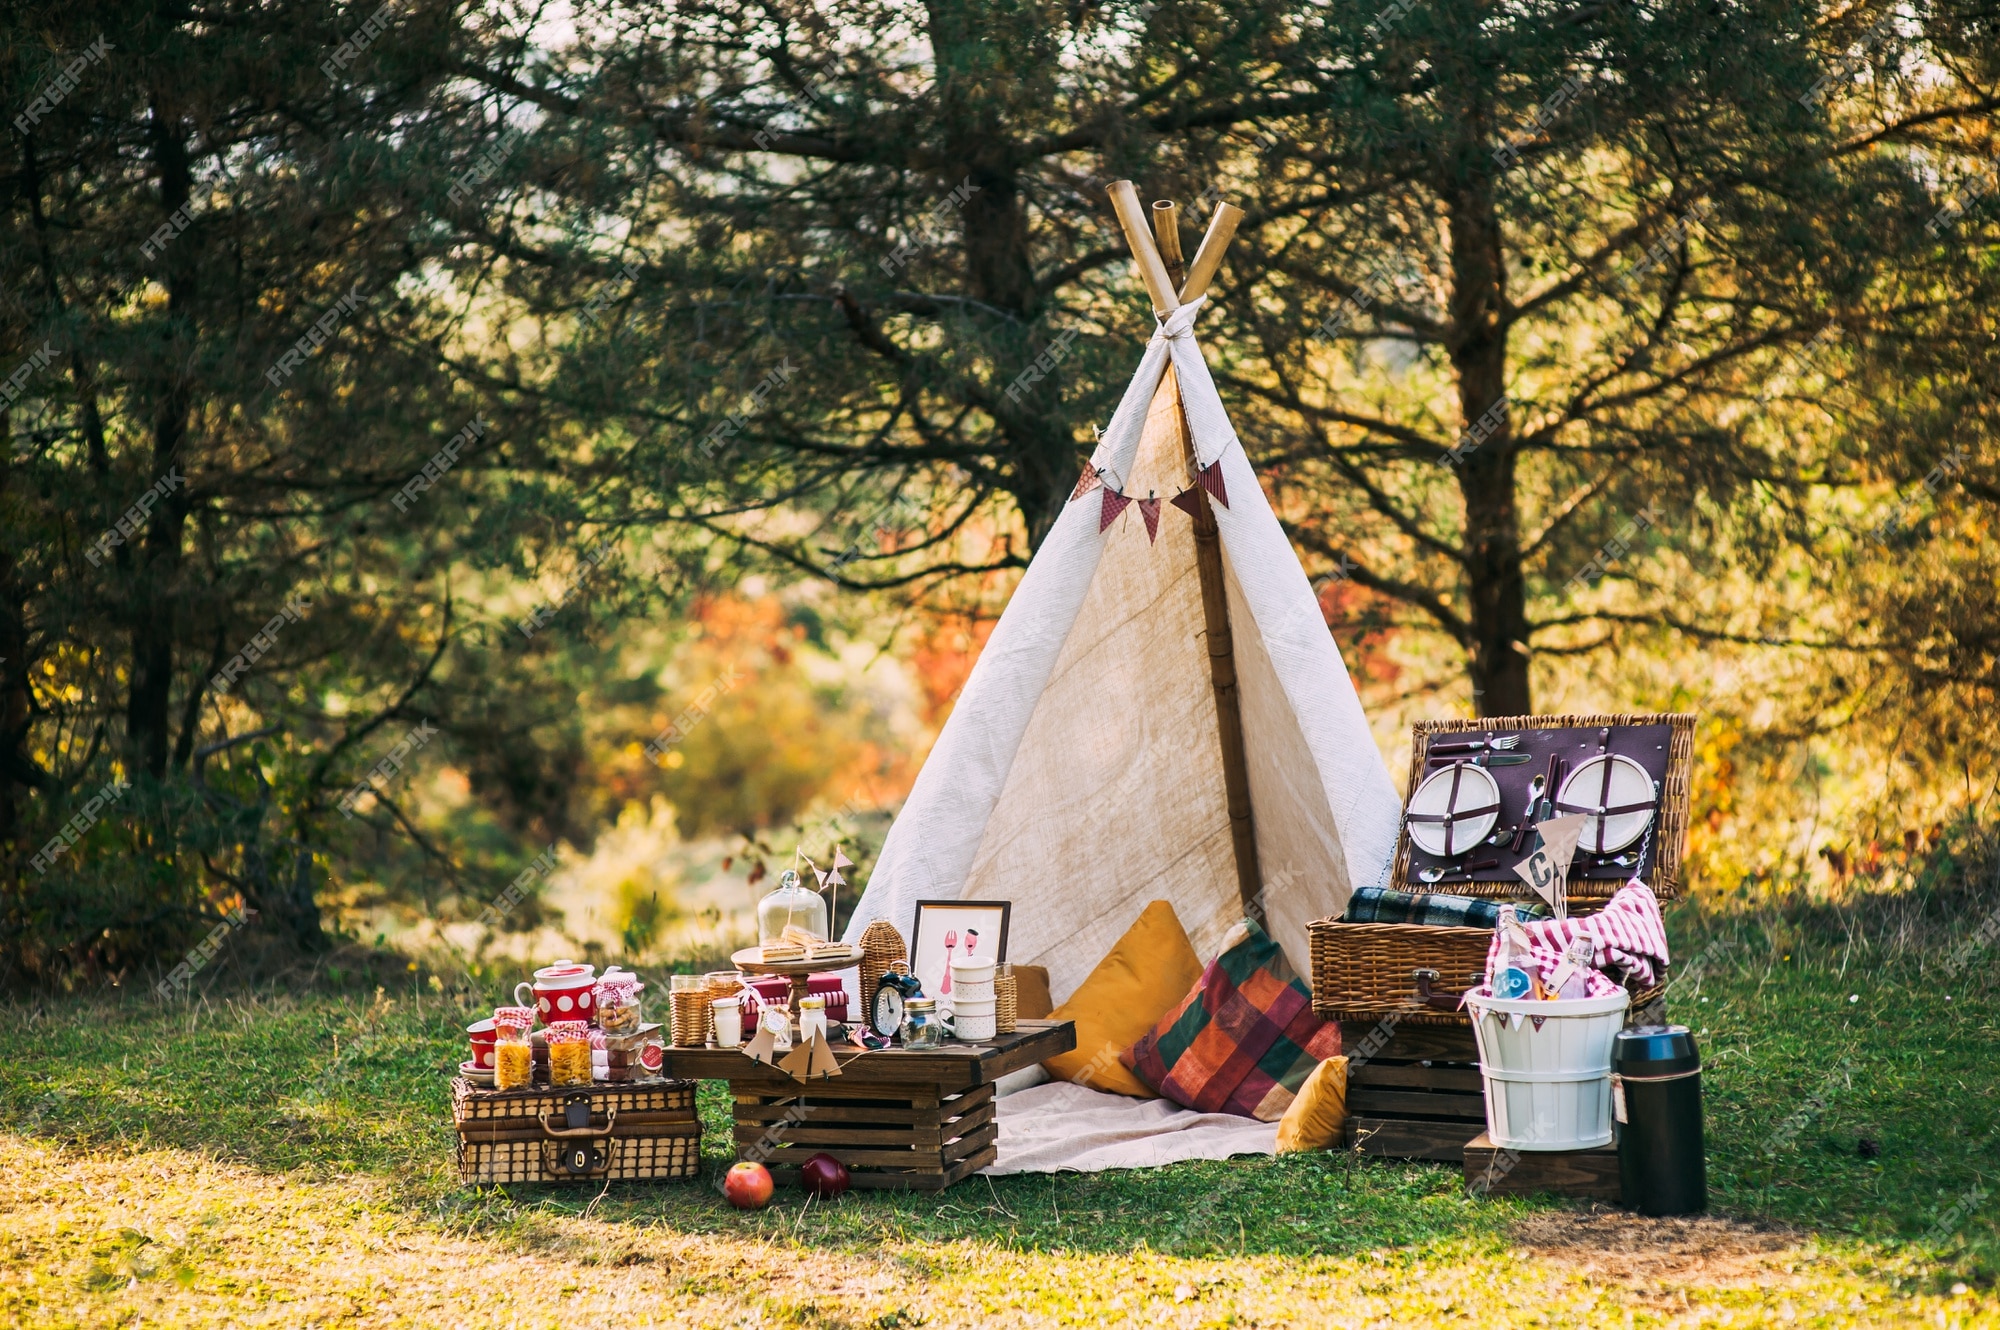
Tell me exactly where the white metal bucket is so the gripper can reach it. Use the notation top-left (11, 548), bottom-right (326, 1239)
top-left (1465, 989), bottom-right (1631, 1151)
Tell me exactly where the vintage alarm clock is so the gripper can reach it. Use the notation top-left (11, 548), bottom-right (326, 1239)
top-left (869, 965), bottom-right (924, 1041)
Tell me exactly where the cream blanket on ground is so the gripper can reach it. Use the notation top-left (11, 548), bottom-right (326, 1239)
top-left (980, 1079), bottom-right (1279, 1175)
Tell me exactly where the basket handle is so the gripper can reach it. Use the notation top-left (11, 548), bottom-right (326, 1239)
top-left (541, 1134), bottom-right (620, 1179)
top-left (538, 1106), bottom-right (618, 1139)
top-left (1411, 968), bottom-right (1481, 1013)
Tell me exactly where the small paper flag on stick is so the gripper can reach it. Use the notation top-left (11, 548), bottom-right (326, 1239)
top-left (1511, 813), bottom-right (1587, 921)
top-left (1197, 461), bottom-right (1229, 509)
top-left (1071, 463), bottom-right (1101, 501)
top-left (1099, 488), bottom-right (1132, 531)
top-left (1138, 496), bottom-right (1161, 544)
top-left (832, 849), bottom-right (853, 870)
top-left (1536, 814), bottom-right (1586, 879)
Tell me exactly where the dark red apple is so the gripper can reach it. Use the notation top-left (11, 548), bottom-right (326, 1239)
top-left (799, 1151), bottom-right (850, 1198)
top-left (724, 1160), bottom-right (775, 1209)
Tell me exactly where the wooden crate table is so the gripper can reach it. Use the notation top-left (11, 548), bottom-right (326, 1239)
top-left (659, 1019), bottom-right (1075, 1191)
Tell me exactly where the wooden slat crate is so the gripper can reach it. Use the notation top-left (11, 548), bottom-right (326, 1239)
top-left (1463, 1130), bottom-right (1621, 1200)
top-left (733, 1081), bottom-right (999, 1192)
top-left (1339, 1020), bottom-right (1487, 1162)
top-left (451, 1078), bottom-right (701, 1185)
top-left (660, 1021), bottom-right (1074, 1193)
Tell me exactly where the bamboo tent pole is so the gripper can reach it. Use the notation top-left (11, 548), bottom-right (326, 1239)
top-left (1108, 183), bottom-right (1263, 922)
top-left (1151, 200), bottom-right (1186, 289)
top-left (1107, 181), bottom-right (1180, 316)
top-left (1178, 201), bottom-right (1244, 304)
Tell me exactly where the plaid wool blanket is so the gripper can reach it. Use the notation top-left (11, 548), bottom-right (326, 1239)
top-left (1341, 887), bottom-right (1548, 929)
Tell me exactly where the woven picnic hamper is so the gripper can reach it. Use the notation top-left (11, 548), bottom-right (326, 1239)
top-left (1309, 712), bottom-right (1695, 1026)
top-left (452, 1078), bottom-right (700, 1185)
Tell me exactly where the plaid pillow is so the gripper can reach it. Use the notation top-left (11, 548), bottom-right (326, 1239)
top-left (1119, 917), bottom-right (1342, 1121)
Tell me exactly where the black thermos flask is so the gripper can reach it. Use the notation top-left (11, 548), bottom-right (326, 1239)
top-left (1612, 1024), bottom-right (1706, 1215)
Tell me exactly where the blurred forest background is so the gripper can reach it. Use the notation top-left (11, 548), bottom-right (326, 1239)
top-left (1, 0), bottom-right (1996, 988)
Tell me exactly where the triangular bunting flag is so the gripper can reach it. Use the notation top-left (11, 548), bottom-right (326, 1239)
top-left (814, 867), bottom-right (829, 889)
top-left (1071, 464), bottom-right (1101, 501)
top-left (1170, 487), bottom-right (1203, 519)
top-left (807, 1029), bottom-right (843, 1078)
top-left (1138, 497), bottom-right (1161, 544)
top-left (1197, 461), bottom-right (1229, 509)
top-left (742, 1020), bottom-right (778, 1064)
top-left (1099, 488), bottom-right (1132, 532)
top-left (832, 849), bottom-right (854, 870)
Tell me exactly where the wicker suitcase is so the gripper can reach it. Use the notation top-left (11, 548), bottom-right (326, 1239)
top-left (451, 1078), bottom-right (701, 1185)
top-left (1310, 712), bottom-right (1694, 1026)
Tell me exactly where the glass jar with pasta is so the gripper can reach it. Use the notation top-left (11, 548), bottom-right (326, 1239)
top-left (545, 1020), bottom-right (592, 1087)
top-left (492, 1006), bottom-right (536, 1090)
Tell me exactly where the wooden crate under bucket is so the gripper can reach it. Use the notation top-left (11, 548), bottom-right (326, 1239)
top-left (451, 1078), bottom-right (701, 1186)
top-left (1339, 1020), bottom-right (1487, 1161)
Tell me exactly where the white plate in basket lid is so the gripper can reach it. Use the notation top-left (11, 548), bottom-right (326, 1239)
top-left (1554, 753), bottom-right (1657, 854)
top-left (1405, 761), bottom-right (1502, 858)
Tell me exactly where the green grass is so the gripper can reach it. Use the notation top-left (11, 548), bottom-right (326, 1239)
top-left (1, 894), bottom-right (1996, 1326)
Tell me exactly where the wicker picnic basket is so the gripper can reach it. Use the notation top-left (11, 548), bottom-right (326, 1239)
top-left (451, 1078), bottom-right (701, 1185)
top-left (1310, 712), bottom-right (1695, 1026)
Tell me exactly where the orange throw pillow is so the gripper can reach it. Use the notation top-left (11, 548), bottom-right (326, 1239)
top-left (1041, 900), bottom-right (1205, 1098)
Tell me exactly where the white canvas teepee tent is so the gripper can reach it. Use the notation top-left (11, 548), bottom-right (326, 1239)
top-left (844, 184), bottom-right (1403, 1004)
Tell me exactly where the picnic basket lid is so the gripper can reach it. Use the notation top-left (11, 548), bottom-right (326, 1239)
top-left (1390, 712), bottom-right (1695, 904)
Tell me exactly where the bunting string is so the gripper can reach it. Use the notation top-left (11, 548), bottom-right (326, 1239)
top-left (1075, 458), bottom-right (1229, 545)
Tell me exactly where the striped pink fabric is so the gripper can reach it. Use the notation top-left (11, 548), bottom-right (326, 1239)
top-left (1483, 880), bottom-right (1670, 990)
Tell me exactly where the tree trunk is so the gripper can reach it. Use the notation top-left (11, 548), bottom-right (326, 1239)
top-left (927, 3), bottom-right (1077, 549)
top-left (128, 102), bottom-right (197, 778)
top-left (0, 416), bottom-right (40, 846)
top-left (1447, 146), bottom-right (1532, 718)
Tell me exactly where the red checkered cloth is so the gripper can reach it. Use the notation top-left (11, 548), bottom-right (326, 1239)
top-left (1120, 918), bottom-right (1342, 1121)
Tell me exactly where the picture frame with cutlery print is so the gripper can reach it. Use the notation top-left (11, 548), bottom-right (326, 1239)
top-left (909, 900), bottom-right (1011, 1006)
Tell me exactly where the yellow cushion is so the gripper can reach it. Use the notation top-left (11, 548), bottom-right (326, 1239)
top-left (1042, 901), bottom-right (1205, 1098)
top-left (1275, 1056), bottom-right (1349, 1154)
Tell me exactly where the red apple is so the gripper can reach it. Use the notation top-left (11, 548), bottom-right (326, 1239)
top-left (724, 1160), bottom-right (775, 1209)
top-left (799, 1151), bottom-right (850, 1198)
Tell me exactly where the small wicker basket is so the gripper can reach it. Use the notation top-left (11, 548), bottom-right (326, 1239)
top-left (994, 963), bottom-right (1018, 1034)
top-left (859, 920), bottom-right (907, 1004)
top-left (667, 989), bottom-right (709, 1048)
top-left (702, 972), bottom-right (744, 1043)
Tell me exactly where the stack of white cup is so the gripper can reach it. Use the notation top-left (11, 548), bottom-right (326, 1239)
top-left (948, 958), bottom-right (998, 1040)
